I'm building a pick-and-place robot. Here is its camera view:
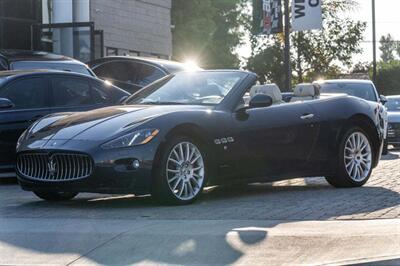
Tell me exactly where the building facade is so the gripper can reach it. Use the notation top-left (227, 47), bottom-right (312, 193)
top-left (0, 0), bottom-right (172, 62)
top-left (90, 0), bottom-right (172, 59)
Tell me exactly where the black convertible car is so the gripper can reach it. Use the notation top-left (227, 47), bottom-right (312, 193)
top-left (16, 71), bottom-right (385, 204)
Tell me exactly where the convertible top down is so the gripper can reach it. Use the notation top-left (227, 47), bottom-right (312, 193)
top-left (16, 70), bottom-right (386, 204)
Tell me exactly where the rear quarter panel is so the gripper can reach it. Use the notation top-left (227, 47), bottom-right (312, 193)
top-left (307, 96), bottom-right (383, 169)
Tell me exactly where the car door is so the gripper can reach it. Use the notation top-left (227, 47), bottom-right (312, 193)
top-left (50, 75), bottom-right (112, 114)
top-left (231, 102), bottom-right (319, 179)
top-left (0, 77), bottom-right (51, 170)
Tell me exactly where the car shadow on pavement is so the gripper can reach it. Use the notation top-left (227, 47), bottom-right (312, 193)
top-left (8, 177), bottom-right (400, 221)
top-left (381, 151), bottom-right (400, 160)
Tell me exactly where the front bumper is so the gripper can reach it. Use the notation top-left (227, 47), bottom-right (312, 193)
top-left (16, 140), bottom-right (159, 195)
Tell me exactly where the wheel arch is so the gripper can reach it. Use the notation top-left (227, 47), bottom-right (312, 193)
top-left (152, 123), bottom-right (217, 183)
top-left (338, 114), bottom-right (381, 167)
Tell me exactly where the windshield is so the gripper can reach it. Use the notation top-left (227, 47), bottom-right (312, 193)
top-left (125, 71), bottom-right (246, 106)
top-left (386, 97), bottom-right (400, 112)
top-left (320, 82), bottom-right (377, 102)
top-left (11, 61), bottom-right (93, 76)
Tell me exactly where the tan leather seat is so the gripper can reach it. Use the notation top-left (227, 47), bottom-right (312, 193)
top-left (249, 84), bottom-right (284, 105)
top-left (290, 83), bottom-right (320, 102)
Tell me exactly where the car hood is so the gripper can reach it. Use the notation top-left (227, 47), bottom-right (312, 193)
top-left (28, 105), bottom-right (209, 142)
top-left (388, 111), bottom-right (400, 123)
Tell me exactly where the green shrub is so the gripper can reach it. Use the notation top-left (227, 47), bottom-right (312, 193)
top-left (375, 61), bottom-right (400, 96)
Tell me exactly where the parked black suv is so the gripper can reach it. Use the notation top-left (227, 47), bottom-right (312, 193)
top-left (89, 56), bottom-right (200, 93)
top-left (0, 70), bottom-right (129, 177)
top-left (0, 49), bottom-right (95, 76)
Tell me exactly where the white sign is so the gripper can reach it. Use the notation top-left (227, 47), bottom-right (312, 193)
top-left (292, 0), bottom-right (322, 31)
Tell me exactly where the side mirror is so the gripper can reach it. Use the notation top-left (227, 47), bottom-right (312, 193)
top-left (249, 94), bottom-right (273, 109)
top-left (0, 98), bottom-right (14, 109)
top-left (380, 95), bottom-right (387, 105)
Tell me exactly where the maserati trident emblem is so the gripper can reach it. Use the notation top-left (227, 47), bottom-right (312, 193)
top-left (47, 157), bottom-right (57, 177)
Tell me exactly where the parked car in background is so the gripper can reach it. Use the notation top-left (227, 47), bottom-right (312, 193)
top-left (0, 49), bottom-right (95, 76)
top-left (314, 79), bottom-right (389, 154)
top-left (88, 56), bottom-right (201, 93)
top-left (386, 96), bottom-right (400, 150)
top-left (0, 70), bottom-right (130, 178)
top-left (316, 79), bottom-right (383, 102)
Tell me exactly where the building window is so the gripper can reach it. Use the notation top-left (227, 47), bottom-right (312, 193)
top-left (106, 47), bottom-right (118, 56)
top-left (158, 54), bottom-right (169, 60)
top-left (149, 53), bottom-right (169, 60)
top-left (129, 50), bottom-right (140, 56)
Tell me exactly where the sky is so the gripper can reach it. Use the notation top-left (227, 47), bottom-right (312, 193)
top-left (238, 0), bottom-right (400, 65)
top-left (353, 0), bottom-right (400, 62)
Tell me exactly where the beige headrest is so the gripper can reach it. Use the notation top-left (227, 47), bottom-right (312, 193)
top-left (294, 84), bottom-right (317, 97)
top-left (250, 84), bottom-right (283, 103)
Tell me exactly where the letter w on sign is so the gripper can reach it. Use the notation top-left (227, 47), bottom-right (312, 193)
top-left (292, 0), bottom-right (322, 31)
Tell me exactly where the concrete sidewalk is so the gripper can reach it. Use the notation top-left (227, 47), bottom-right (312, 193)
top-left (0, 218), bottom-right (399, 265)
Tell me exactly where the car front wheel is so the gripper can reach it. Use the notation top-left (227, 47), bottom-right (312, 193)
top-left (325, 127), bottom-right (373, 188)
top-left (34, 191), bottom-right (78, 201)
top-left (152, 136), bottom-right (207, 205)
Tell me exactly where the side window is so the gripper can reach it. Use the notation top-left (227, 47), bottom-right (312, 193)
top-left (0, 78), bottom-right (48, 109)
top-left (92, 61), bottom-right (139, 84)
top-left (137, 64), bottom-right (165, 86)
top-left (0, 58), bottom-right (7, 70)
top-left (91, 82), bottom-right (111, 104)
top-left (52, 77), bottom-right (94, 107)
top-left (92, 62), bottom-right (113, 79)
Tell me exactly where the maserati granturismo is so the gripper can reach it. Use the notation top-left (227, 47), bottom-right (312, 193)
top-left (16, 70), bottom-right (386, 204)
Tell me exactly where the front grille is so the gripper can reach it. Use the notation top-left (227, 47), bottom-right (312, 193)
top-left (390, 123), bottom-right (400, 129)
top-left (17, 153), bottom-right (93, 181)
top-left (388, 123), bottom-right (400, 139)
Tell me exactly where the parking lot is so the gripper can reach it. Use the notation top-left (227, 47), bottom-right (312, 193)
top-left (0, 150), bottom-right (399, 265)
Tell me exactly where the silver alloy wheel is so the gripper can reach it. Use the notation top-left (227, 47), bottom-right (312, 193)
top-left (344, 132), bottom-right (372, 182)
top-left (166, 141), bottom-right (205, 200)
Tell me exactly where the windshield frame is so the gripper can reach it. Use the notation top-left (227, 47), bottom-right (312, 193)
top-left (123, 71), bottom-right (249, 107)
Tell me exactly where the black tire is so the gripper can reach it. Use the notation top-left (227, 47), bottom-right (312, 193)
top-left (382, 140), bottom-right (388, 155)
top-left (325, 127), bottom-right (374, 188)
top-left (34, 191), bottom-right (78, 201)
top-left (151, 135), bottom-right (208, 205)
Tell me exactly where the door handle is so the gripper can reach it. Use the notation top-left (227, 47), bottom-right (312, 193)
top-left (300, 114), bottom-right (314, 120)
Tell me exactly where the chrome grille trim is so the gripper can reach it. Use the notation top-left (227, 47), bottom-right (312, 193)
top-left (17, 153), bottom-right (93, 181)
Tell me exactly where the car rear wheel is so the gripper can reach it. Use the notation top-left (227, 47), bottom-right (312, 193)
top-left (325, 127), bottom-right (373, 188)
top-left (33, 191), bottom-right (78, 201)
top-left (152, 136), bottom-right (207, 205)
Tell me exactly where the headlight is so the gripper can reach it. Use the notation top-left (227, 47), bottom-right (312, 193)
top-left (16, 130), bottom-right (27, 150)
top-left (101, 129), bottom-right (159, 149)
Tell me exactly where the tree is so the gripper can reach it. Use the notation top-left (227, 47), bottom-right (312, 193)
top-left (246, 36), bottom-right (286, 88)
top-left (352, 61), bottom-right (371, 74)
top-left (375, 61), bottom-right (400, 95)
top-left (171, 0), bottom-right (245, 69)
top-left (379, 34), bottom-right (396, 62)
top-left (171, 0), bottom-right (216, 65)
top-left (246, 0), bottom-right (366, 89)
